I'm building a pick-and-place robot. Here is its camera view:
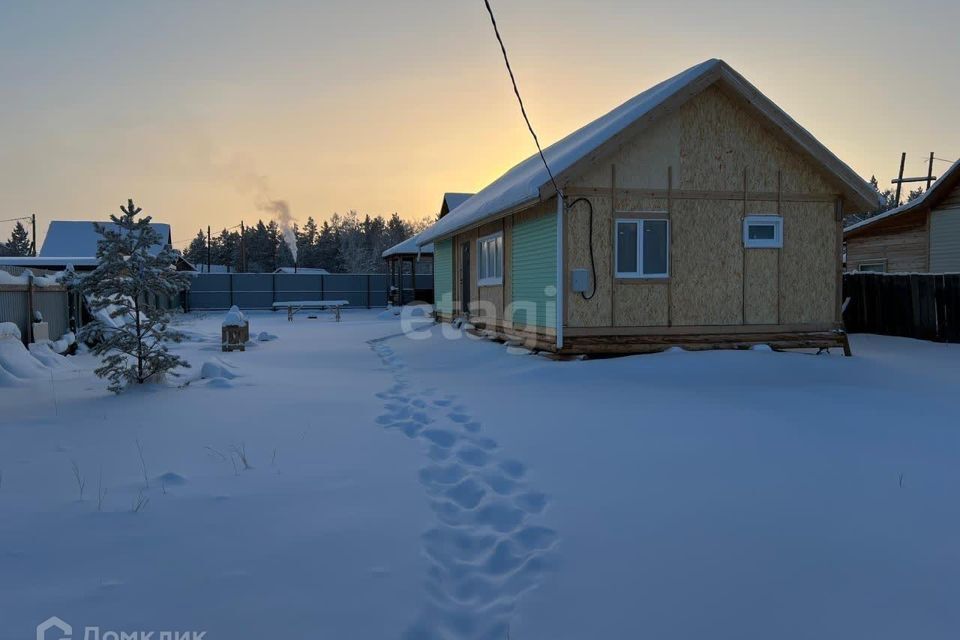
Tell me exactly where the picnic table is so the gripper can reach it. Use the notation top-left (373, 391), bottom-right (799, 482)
top-left (272, 300), bottom-right (349, 322)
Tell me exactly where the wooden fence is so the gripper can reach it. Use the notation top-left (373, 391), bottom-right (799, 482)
top-left (843, 273), bottom-right (960, 342)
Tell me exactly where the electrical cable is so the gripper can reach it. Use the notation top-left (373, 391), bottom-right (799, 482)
top-left (566, 197), bottom-right (596, 300)
top-left (482, 0), bottom-right (562, 200)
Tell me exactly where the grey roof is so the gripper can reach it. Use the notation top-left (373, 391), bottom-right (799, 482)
top-left (442, 193), bottom-right (473, 214)
top-left (844, 159), bottom-right (960, 235)
top-left (39, 220), bottom-right (172, 257)
top-left (418, 59), bottom-right (877, 246)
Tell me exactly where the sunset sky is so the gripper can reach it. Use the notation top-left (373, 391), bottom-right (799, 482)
top-left (1, 0), bottom-right (957, 250)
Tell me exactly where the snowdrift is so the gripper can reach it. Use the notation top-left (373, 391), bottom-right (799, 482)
top-left (0, 322), bottom-right (77, 385)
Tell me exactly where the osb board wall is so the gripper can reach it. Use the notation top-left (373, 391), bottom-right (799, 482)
top-left (576, 110), bottom-right (681, 190)
top-left (670, 199), bottom-right (744, 325)
top-left (743, 249), bottom-right (778, 324)
top-left (566, 195), bottom-right (671, 327)
top-left (780, 202), bottom-right (836, 323)
top-left (566, 195), bottom-right (612, 327)
top-left (614, 284), bottom-right (669, 326)
top-left (561, 82), bottom-right (841, 329)
top-left (845, 213), bottom-right (929, 273)
top-left (677, 85), bottom-right (834, 194)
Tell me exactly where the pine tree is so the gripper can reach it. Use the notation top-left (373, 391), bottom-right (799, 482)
top-left (183, 230), bottom-right (208, 267)
top-left (72, 199), bottom-right (191, 393)
top-left (4, 221), bottom-right (32, 256)
top-left (907, 186), bottom-right (925, 202)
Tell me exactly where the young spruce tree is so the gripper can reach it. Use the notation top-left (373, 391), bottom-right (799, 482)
top-left (76, 199), bottom-right (190, 392)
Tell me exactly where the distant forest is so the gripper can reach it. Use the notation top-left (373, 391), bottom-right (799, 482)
top-left (181, 211), bottom-right (432, 273)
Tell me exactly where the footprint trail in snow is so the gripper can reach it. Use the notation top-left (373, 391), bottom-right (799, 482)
top-left (370, 338), bottom-right (559, 640)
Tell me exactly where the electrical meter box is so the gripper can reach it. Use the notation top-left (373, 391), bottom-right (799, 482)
top-left (571, 269), bottom-right (590, 293)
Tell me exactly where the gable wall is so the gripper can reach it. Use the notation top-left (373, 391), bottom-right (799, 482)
top-left (564, 84), bottom-right (842, 330)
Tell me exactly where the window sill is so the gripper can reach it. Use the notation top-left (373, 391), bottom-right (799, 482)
top-left (744, 244), bottom-right (783, 250)
top-left (478, 279), bottom-right (503, 287)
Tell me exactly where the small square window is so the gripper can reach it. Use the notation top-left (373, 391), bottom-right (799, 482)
top-left (744, 215), bottom-right (783, 248)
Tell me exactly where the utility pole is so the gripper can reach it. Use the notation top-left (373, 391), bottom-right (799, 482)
top-left (206, 225), bottom-right (211, 273)
top-left (240, 221), bottom-right (244, 272)
top-left (891, 152), bottom-right (937, 205)
top-left (31, 214), bottom-right (36, 256)
top-left (894, 152), bottom-right (906, 205)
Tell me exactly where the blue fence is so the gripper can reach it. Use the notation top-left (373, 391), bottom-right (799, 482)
top-left (186, 272), bottom-right (432, 310)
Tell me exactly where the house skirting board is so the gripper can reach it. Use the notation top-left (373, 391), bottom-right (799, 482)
top-left (433, 312), bottom-right (850, 356)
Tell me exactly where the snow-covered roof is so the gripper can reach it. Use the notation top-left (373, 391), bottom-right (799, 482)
top-left (441, 193), bottom-right (473, 216)
top-left (0, 256), bottom-right (99, 268)
top-left (418, 59), bottom-right (877, 246)
top-left (383, 233), bottom-right (434, 258)
top-left (844, 159), bottom-right (960, 235)
top-left (39, 220), bottom-right (172, 258)
top-left (273, 267), bottom-right (331, 274)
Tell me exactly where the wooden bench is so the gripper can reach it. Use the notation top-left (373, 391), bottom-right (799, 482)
top-left (272, 300), bottom-right (349, 322)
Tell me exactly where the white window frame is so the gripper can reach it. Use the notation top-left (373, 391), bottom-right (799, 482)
top-left (477, 231), bottom-right (503, 286)
top-left (614, 217), bottom-right (670, 279)
top-left (743, 215), bottom-right (784, 249)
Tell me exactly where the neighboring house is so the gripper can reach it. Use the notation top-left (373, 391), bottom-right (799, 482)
top-left (39, 220), bottom-right (172, 257)
top-left (440, 192), bottom-right (474, 219)
top-left (273, 267), bottom-right (331, 274)
top-left (175, 259), bottom-right (227, 273)
top-left (844, 159), bottom-right (960, 273)
top-left (0, 220), bottom-right (175, 273)
top-left (417, 59), bottom-right (877, 355)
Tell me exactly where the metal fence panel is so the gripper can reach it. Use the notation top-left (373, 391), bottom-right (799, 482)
top-left (0, 287), bottom-right (70, 343)
top-left (186, 272), bottom-right (402, 311)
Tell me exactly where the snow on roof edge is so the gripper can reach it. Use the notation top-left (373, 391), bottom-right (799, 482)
top-left (382, 233), bottom-right (435, 258)
top-left (418, 58), bottom-right (879, 247)
top-left (416, 59), bottom-right (722, 247)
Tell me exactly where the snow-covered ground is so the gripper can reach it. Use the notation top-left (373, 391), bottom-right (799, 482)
top-left (1, 310), bottom-right (958, 639)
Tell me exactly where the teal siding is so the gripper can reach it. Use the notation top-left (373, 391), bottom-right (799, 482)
top-left (434, 239), bottom-right (453, 314)
top-left (511, 212), bottom-right (557, 328)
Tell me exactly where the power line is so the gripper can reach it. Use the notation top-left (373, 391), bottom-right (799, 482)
top-left (0, 215), bottom-right (31, 224)
top-left (482, 0), bottom-right (562, 199)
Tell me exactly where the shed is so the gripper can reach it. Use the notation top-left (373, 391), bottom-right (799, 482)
top-left (844, 159), bottom-right (960, 273)
top-left (417, 59), bottom-right (877, 355)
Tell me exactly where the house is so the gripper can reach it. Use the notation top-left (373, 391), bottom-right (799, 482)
top-left (439, 193), bottom-right (473, 219)
top-left (416, 59), bottom-right (877, 355)
top-left (272, 267), bottom-right (331, 275)
top-left (844, 159), bottom-right (960, 273)
top-left (39, 220), bottom-right (172, 257)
